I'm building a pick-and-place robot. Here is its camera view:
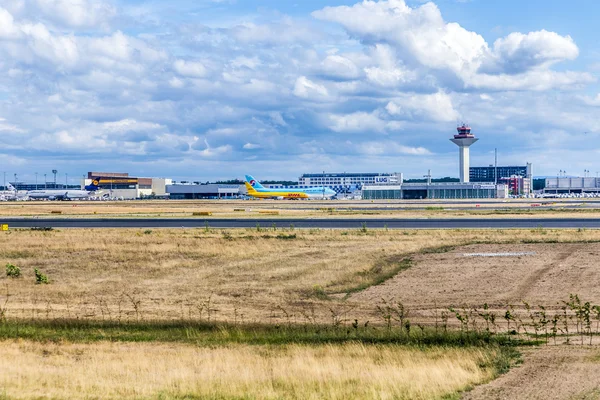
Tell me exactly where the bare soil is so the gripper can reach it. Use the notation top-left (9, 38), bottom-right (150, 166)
top-left (350, 242), bottom-right (600, 313)
top-left (464, 346), bottom-right (600, 400)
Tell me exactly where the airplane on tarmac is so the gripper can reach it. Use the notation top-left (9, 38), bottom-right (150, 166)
top-left (24, 178), bottom-right (102, 200)
top-left (0, 183), bottom-right (21, 201)
top-left (244, 175), bottom-right (336, 200)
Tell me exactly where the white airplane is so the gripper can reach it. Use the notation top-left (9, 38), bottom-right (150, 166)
top-left (0, 183), bottom-right (19, 201)
top-left (25, 179), bottom-right (102, 200)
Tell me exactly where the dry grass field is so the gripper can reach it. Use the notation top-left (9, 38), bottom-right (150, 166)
top-left (2, 199), bottom-right (600, 219)
top-left (0, 341), bottom-right (500, 400)
top-left (1, 228), bottom-right (600, 322)
top-left (2, 227), bottom-right (600, 399)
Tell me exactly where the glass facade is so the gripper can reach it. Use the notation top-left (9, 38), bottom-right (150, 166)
top-left (470, 166), bottom-right (529, 183)
top-left (363, 187), bottom-right (497, 200)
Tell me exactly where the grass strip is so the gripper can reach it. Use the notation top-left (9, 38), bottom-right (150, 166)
top-left (0, 319), bottom-right (535, 347)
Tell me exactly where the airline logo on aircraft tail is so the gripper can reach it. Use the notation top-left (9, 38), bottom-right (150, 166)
top-left (245, 175), bottom-right (265, 190)
top-left (85, 178), bottom-right (101, 192)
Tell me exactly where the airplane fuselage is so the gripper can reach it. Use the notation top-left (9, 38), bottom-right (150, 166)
top-left (246, 187), bottom-right (336, 200)
top-left (26, 190), bottom-right (94, 200)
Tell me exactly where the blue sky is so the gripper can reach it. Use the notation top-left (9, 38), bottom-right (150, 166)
top-left (1, 0), bottom-right (599, 182)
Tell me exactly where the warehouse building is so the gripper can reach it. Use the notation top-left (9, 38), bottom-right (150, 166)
top-left (544, 177), bottom-right (600, 194)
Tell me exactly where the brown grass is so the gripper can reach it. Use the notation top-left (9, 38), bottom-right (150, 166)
top-left (0, 340), bottom-right (498, 400)
top-left (1, 227), bottom-right (600, 323)
top-left (2, 199), bottom-right (600, 219)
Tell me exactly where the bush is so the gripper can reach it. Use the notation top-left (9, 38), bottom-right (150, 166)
top-left (34, 268), bottom-right (49, 284)
top-left (5, 263), bottom-right (21, 278)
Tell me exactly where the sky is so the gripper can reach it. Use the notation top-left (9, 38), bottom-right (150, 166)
top-left (1, 0), bottom-right (600, 183)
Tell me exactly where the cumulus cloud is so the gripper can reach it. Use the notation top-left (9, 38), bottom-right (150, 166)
top-left (173, 59), bottom-right (208, 78)
top-left (293, 76), bottom-right (329, 99)
top-left (325, 111), bottom-right (401, 133)
top-left (484, 30), bottom-right (579, 74)
top-left (0, 0), bottom-right (597, 180)
top-left (385, 91), bottom-right (460, 122)
top-left (0, 0), bottom-right (116, 29)
top-left (320, 55), bottom-right (361, 80)
top-left (313, 0), bottom-right (590, 91)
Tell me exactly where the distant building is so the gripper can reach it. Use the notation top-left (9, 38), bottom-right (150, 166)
top-left (470, 164), bottom-right (532, 183)
top-left (499, 176), bottom-right (531, 196)
top-left (470, 163), bottom-right (532, 194)
top-left (362, 182), bottom-right (506, 200)
top-left (298, 172), bottom-right (403, 193)
top-left (167, 183), bottom-right (242, 199)
top-left (82, 172), bottom-right (171, 199)
top-left (544, 177), bottom-right (600, 194)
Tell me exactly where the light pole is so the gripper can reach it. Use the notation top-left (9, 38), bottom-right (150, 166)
top-left (65, 173), bottom-right (68, 189)
top-left (52, 169), bottom-right (57, 187)
top-left (2, 172), bottom-right (5, 190)
top-left (35, 172), bottom-right (38, 190)
top-left (44, 174), bottom-right (47, 190)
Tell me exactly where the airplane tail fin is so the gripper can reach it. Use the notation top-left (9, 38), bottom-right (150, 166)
top-left (245, 175), bottom-right (265, 190)
top-left (6, 183), bottom-right (15, 192)
top-left (85, 178), bottom-right (101, 192)
top-left (244, 181), bottom-right (258, 194)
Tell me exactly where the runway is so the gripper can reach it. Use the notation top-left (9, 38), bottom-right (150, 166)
top-left (3, 218), bottom-right (600, 229)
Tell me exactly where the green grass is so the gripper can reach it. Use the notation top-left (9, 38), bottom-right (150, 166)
top-left (340, 257), bottom-right (414, 297)
top-left (0, 319), bottom-right (531, 348)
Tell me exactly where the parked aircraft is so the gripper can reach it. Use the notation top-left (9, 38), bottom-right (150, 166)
top-left (244, 175), bottom-right (336, 200)
top-left (0, 183), bottom-right (20, 201)
top-left (25, 179), bottom-right (102, 200)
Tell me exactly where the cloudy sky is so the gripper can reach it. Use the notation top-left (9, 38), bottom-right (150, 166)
top-left (1, 0), bottom-right (599, 182)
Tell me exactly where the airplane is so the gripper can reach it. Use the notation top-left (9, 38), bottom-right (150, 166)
top-left (25, 178), bottom-right (102, 200)
top-left (0, 183), bottom-right (20, 201)
top-left (244, 175), bottom-right (336, 200)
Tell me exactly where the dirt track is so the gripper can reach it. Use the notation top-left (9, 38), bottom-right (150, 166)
top-left (464, 347), bottom-right (600, 399)
top-left (350, 243), bottom-right (600, 311)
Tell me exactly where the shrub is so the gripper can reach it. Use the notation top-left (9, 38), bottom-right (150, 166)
top-left (34, 268), bottom-right (49, 284)
top-left (143, 230), bottom-right (153, 235)
top-left (5, 263), bottom-right (20, 278)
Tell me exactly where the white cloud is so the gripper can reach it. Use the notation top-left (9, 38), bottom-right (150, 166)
top-left (320, 55), bottom-right (361, 80)
top-left (0, 0), bottom-right (116, 29)
top-left (232, 17), bottom-right (321, 45)
top-left (485, 30), bottom-right (579, 74)
top-left (313, 0), bottom-right (589, 91)
top-left (243, 142), bottom-right (261, 149)
top-left (386, 91), bottom-right (460, 122)
top-left (102, 119), bottom-right (163, 133)
top-left (358, 141), bottom-right (431, 155)
top-left (173, 59), bottom-right (208, 78)
top-left (196, 139), bottom-right (232, 157)
top-left (293, 76), bottom-right (329, 99)
top-left (326, 111), bottom-right (394, 133)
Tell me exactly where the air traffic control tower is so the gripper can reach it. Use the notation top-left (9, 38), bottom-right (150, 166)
top-left (450, 124), bottom-right (478, 183)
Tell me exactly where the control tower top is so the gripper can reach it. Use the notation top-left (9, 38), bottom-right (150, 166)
top-left (454, 124), bottom-right (475, 139)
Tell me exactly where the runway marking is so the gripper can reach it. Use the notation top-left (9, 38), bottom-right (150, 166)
top-left (463, 252), bottom-right (537, 257)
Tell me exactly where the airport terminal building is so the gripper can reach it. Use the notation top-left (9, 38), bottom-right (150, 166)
top-left (362, 182), bottom-right (506, 200)
top-left (167, 183), bottom-right (242, 199)
top-left (298, 172), bottom-right (402, 192)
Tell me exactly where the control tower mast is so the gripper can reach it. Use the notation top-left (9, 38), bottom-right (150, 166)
top-left (450, 124), bottom-right (478, 183)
